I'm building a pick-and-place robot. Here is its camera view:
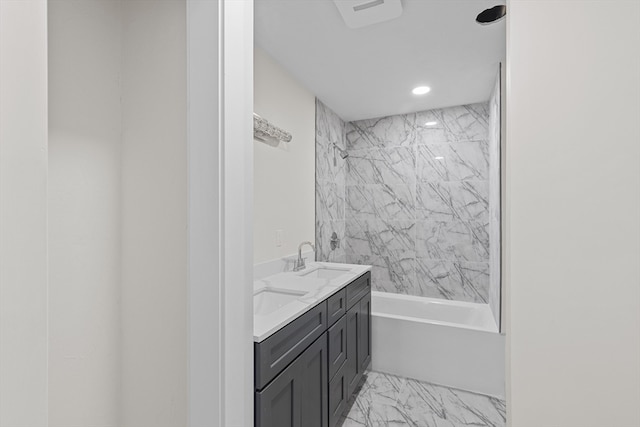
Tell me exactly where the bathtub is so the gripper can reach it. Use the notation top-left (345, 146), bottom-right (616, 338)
top-left (371, 291), bottom-right (505, 398)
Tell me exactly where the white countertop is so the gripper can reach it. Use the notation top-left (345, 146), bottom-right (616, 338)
top-left (253, 262), bottom-right (372, 342)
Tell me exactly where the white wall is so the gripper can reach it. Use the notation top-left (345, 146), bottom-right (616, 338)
top-left (0, 1), bottom-right (49, 426)
top-left (47, 2), bottom-right (122, 425)
top-left (506, 1), bottom-right (640, 426)
top-left (187, 1), bottom-right (222, 425)
top-left (48, 2), bottom-right (191, 425)
top-left (2, 3), bottom-right (236, 427)
top-left (222, 3), bottom-right (254, 425)
top-left (254, 46), bottom-right (316, 263)
top-left (120, 1), bottom-right (188, 426)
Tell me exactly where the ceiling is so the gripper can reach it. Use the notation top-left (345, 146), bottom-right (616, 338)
top-left (255, 0), bottom-right (506, 122)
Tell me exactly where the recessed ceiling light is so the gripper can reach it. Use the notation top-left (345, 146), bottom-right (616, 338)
top-left (425, 121), bottom-right (438, 126)
top-left (412, 86), bottom-right (431, 95)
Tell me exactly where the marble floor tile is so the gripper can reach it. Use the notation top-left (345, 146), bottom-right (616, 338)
top-left (341, 371), bottom-right (505, 427)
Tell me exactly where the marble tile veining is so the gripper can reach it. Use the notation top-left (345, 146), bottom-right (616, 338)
top-left (316, 99), bottom-right (348, 262)
top-left (413, 103), bottom-right (490, 144)
top-left (416, 220), bottom-right (489, 263)
top-left (341, 371), bottom-right (506, 427)
top-left (345, 218), bottom-right (415, 258)
top-left (347, 252), bottom-right (416, 295)
top-left (317, 181), bottom-right (345, 222)
top-left (346, 184), bottom-right (415, 221)
top-left (346, 114), bottom-right (417, 150)
top-left (318, 99), bottom-right (499, 305)
top-left (347, 147), bottom-right (416, 186)
top-left (416, 181), bottom-right (489, 222)
top-left (417, 141), bottom-right (489, 183)
top-left (345, 103), bottom-right (490, 150)
top-left (415, 258), bottom-right (490, 303)
top-left (317, 134), bottom-right (347, 184)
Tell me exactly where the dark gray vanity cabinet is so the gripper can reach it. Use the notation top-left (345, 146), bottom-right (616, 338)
top-left (328, 360), bottom-right (348, 427)
top-left (345, 293), bottom-right (372, 397)
top-left (255, 271), bottom-right (371, 427)
top-left (327, 289), bottom-right (346, 327)
top-left (299, 335), bottom-right (329, 427)
top-left (255, 333), bottom-right (328, 427)
top-left (327, 315), bottom-right (347, 380)
top-left (345, 304), bottom-right (360, 396)
top-left (330, 273), bottom-right (371, 427)
top-left (255, 350), bottom-right (299, 427)
top-left (358, 292), bottom-right (372, 374)
top-left (255, 303), bottom-right (327, 391)
top-left (344, 276), bottom-right (372, 397)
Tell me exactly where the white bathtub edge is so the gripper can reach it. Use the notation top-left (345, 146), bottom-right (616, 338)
top-left (370, 292), bottom-right (505, 398)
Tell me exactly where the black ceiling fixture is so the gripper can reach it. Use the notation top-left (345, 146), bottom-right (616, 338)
top-left (476, 5), bottom-right (506, 25)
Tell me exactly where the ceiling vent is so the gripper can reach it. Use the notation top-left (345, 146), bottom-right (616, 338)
top-left (333, 0), bottom-right (403, 29)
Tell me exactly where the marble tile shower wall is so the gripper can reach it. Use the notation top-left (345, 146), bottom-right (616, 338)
top-left (315, 99), bottom-right (347, 263)
top-left (344, 103), bottom-right (492, 303)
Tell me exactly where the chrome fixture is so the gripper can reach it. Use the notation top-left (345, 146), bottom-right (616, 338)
top-left (253, 113), bottom-right (293, 146)
top-left (332, 142), bottom-right (349, 166)
top-left (293, 241), bottom-right (316, 272)
top-left (333, 143), bottom-right (349, 159)
top-left (330, 232), bottom-right (341, 251)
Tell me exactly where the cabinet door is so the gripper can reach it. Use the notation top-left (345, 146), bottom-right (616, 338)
top-left (358, 292), bottom-right (372, 372)
top-left (327, 315), bottom-right (347, 381)
top-left (299, 334), bottom-right (329, 427)
top-left (255, 355), bottom-right (301, 427)
top-left (328, 361), bottom-right (347, 427)
top-left (256, 333), bottom-right (328, 427)
top-left (345, 304), bottom-right (361, 396)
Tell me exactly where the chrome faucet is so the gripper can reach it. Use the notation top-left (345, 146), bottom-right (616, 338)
top-left (293, 241), bottom-right (315, 272)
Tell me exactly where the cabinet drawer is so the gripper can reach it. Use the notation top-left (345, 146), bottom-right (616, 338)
top-left (255, 302), bottom-right (328, 390)
top-left (326, 289), bottom-right (346, 327)
top-left (328, 360), bottom-right (347, 427)
top-left (327, 315), bottom-right (347, 381)
top-left (345, 272), bottom-right (370, 310)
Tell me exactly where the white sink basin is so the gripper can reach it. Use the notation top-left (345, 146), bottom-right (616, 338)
top-left (300, 267), bottom-right (351, 280)
top-left (254, 288), bottom-right (307, 316)
top-left (253, 262), bottom-right (372, 342)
